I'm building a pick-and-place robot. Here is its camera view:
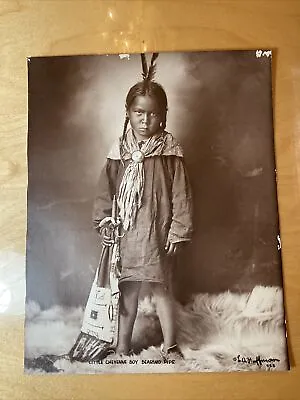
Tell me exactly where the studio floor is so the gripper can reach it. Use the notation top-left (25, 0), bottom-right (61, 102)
top-left (24, 286), bottom-right (287, 374)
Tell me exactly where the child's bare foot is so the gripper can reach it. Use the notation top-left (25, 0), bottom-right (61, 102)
top-left (160, 344), bottom-right (184, 361)
top-left (115, 347), bottom-right (134, 356)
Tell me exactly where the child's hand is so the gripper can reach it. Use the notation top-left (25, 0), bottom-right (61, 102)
top-left (98, 217), bottom-right (120, 230)
top-left (99, 217), bottom-right (114, 229)
top-left (164, 240), bottom-right (179, 256)
top-left (99, 217), bottom-right (120, 247)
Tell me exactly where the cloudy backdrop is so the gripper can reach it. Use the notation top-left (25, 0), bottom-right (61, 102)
top-left (26, 50), bottom-right (282, 309)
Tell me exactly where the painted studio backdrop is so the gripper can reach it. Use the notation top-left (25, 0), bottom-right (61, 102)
top-left (26, 51), bottom-right (282, 310)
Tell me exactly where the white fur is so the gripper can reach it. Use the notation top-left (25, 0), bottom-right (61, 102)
top-left (25, 285), bottom-right (288, 373)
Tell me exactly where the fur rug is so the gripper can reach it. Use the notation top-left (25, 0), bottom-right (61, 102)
top-left (24, 286), bottom-right (288, 374)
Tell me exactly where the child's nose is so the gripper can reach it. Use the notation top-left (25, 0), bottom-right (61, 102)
top-left (142, 113), bottom-right (150, 124)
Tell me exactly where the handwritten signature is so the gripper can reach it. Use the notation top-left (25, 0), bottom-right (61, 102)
top-left (233, 354), bottom-right (280, 369)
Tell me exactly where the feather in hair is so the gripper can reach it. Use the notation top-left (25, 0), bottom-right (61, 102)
top-left (141, 53), bottom-right (148, 80)
top-left (146, 52), bottom-right (159, 82)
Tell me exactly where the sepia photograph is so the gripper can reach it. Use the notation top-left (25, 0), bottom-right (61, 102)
top-left (24, 50), bottom-right (288, 374)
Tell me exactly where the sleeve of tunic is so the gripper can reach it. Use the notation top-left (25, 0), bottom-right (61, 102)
top-left (167, 157), bottom-right (193, 244)
top-left (92, 159), bottom-right (120, 232)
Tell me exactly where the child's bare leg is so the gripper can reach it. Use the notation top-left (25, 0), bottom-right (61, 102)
top-left (151, 283), bottom-right (176, 350)
top-left (116, 281), bottom-right (141, 354)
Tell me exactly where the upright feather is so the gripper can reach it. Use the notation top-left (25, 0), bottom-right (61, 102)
top-left (141, 53), bottom-right (148, 80)
top-left (146, 52), bottom-right (159, 82)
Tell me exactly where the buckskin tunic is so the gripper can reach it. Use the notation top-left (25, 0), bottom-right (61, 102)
top-left (93, 131), bottom-right (193, 286)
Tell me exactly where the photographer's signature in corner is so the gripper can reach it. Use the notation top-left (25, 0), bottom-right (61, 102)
top-left (233, 354), bottom-right (280, 369)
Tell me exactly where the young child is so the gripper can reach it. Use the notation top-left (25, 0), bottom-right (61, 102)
top-left (93, 54), bottom-right (193, 359)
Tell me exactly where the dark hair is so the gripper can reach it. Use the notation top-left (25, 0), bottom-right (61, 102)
top-left (122, 81), bottom-right (168, 139)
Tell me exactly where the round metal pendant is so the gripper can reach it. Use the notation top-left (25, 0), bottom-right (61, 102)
top-left (131, 150), bottom-right (145, 163)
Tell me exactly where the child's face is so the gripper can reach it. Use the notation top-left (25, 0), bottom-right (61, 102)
top-left (127, 95), bottom-right (163, 140)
